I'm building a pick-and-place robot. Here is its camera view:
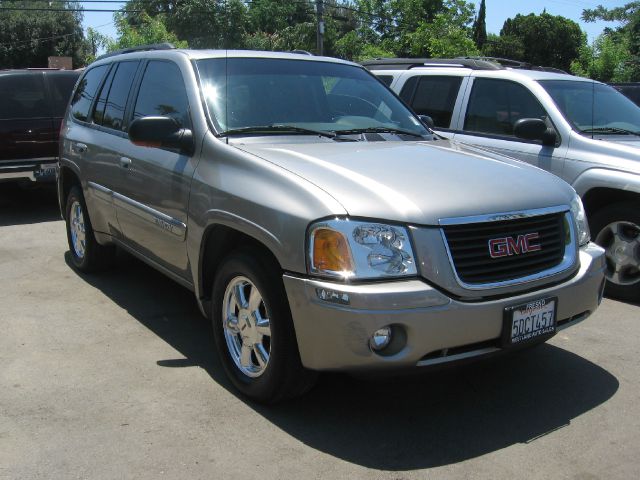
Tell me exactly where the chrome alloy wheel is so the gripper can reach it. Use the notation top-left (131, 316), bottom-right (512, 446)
top-left (596, 220), bottom-right (640, 286)
top-left (69, 200), bottom-right (87, 259)
top-left (222, 276), bottom-right (272, 378)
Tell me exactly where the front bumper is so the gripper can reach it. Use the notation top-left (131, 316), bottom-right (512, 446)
top-left (283, 243), bottom-right (605, 371)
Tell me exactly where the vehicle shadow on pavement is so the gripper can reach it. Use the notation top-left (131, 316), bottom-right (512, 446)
top-left (0, 183), bottom-right (60, 226)
top-left (67, 250), bottom-right (620, 471)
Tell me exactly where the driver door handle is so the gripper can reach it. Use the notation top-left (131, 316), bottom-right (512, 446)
top-left (120, 157), bottom-right (132, 169)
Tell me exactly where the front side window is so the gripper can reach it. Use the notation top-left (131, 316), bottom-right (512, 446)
top-left (0, 73), bottom-right (48, 119)
top-left (540, 80), bottom-right (640, 135)
top-left (464, 78), bottom-right (547, 137)
top-left (70, 65), bottom-right (108, 122)
top-left (196, 58), bottom-right (429, 137)
top-left (133, 61), bottom-right (191, 129)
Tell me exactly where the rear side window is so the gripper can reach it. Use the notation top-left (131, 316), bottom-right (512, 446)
top-left (93, 61), bottom-right (139, 131)
top-left (410, 76), bottom-right (462, 128)
top-left (133, 61), bottom-right (191, 129)
top-left (70, 65), bottom-right (108, 122)
top-left (0, 73), bottom-right (48, 119)
top-left (48, 73), bottom-right (80, 117)
top-left (464, 78), bottom-right (547, 137)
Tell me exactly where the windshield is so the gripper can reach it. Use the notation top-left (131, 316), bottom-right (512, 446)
top-left (195, 57), bottom-right (429, 137)
top-left (539, 80), bottom-right (640, 135)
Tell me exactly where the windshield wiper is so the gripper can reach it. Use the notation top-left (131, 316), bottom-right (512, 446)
top-left (581, 127), bottom-right (640, 136)
top-left (332, 127), bottom-right (426, 138)
top-left (220, 125), bottom-right (336, 139)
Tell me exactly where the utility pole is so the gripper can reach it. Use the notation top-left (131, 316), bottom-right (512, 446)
top-left (316, 0), bottom-right (324, 56)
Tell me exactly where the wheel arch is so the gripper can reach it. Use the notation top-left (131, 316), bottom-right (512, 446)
top-left (572, 169), bottom-right (640, 216)
top-left (196, 222), bottom-right (284, 318)
top-left (57, 164), bottom-right (82, 217)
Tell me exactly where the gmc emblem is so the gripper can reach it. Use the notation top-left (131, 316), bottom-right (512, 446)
top-left (488, 233), bottom-right (541, 258)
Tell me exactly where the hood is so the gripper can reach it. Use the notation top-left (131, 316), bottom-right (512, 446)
top-left (234, 138), bottom-right (574, 225)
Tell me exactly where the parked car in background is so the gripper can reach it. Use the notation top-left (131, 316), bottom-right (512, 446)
top-left (365, 57), bottom-right (640, 302)
top-left (0, 68), bottom-right (80, 184)
top-left (610, 82), bottom-right (640, 106)
top-left (59, 46), bottom-right (604, 403)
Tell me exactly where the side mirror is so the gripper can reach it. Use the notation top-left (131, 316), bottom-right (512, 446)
top-left (418, 114), bottom-right (435, 129)
top-left (514, 118), bottom-right (557, 147)
top-left (129, 116), bottom-right (194, 155)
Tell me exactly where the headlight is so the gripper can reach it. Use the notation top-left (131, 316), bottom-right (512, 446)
top-left (308, 219), bottom-right (417, 280)
top-left (570, 194), bottom-right (590, 246)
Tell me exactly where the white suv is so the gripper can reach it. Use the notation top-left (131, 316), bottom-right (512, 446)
top-left (365, 58), bottom-right (640, 302)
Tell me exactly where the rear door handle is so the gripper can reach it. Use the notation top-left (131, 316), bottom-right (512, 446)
top-left (120, 157), bottom-right (132, 169)
top-left (72, 142), bottom-right (88, 153)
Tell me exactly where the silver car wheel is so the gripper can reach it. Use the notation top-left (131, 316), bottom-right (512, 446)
top-left (69, 200), bottom-right (86, 259)
top-left (222, 276), bottom-right (271, 378)
top-left (595, 220), bottom-right (640, 286)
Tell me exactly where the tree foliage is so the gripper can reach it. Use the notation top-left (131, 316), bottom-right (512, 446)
top-left (570, 32), bottom-right (633, 82)
top-left (472, 0), bottom-right (487, 50)
top-left (0, 1), bottom-right (87, 68)
top-left (498, 12), bottom-right (585, 71)
top-left (107, 12), bottom-right (188, 52)
top-left (582, 2), bottom-right (640, 80)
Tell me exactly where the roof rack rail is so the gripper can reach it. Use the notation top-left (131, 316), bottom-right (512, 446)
top-left (457, 56), bottom-right (567, 74)
top-left (95, 43), bottom-right (176, 61)
top-left (360, 57), bottom-right (503, 71)
top-left (290, 50), bottom-right (313, 56)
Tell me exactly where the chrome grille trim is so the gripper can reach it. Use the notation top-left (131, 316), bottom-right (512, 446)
top-left (440, 206), bottom-right (578, 290)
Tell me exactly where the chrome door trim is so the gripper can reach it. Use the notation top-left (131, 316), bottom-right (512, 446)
top-left (113, 191), bottom-right (187, 240)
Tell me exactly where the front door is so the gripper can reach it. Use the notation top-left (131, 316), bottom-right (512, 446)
top-left (111, 60), bottom-right (196, 279)
top-left (453, 78), bottom-right (567, 177)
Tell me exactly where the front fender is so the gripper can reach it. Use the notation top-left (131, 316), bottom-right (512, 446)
top-left (572, 168), bottom-right (640, 198)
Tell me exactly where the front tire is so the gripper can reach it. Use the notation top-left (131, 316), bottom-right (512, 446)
top-left (65, 185), bottom-right (114, 272)
top-left (211, 250), bottom-right (316, 403)
top-left (589, 201), bottom-right (640, 303)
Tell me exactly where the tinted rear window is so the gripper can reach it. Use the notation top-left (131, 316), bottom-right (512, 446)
top-left (0, 73), bottom-right (48, 119)
top-left (70, 65), bottom-right (108, 122)
top-left (48, 73), bottom-right (80, 117)
top-left (411, 76), bottom-right (462, 128)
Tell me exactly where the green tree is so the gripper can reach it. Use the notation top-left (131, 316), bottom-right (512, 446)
top-left (472, 0), bottom-right (487, 50)
top-left (499, 12), bottom-right (586, 71)
top-left (482, 33), bottom-right (524, 59)
top-left (571, 33), bottom-right (633, 82)
top-left (582, 2), bottom-right (640, 80)
top-left (0, 1), bottom-right (87, 68)
top-left (107, 12), bottom-right (187, 52)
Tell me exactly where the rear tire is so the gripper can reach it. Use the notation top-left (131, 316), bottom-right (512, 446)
top-left (211, 250), bottom-right (316, 403)
top-left (65, 185), bottom-right (115, 272)
top-left (589, 201), bottom-right (640, 303)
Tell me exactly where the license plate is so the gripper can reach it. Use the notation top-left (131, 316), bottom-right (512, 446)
top-left (502, 297), bottom-right (557, 347)
top-left (34, 165), bottom-right (56, 179)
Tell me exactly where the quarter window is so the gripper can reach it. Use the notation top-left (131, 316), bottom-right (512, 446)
top-left (464, 78), bottom-right (547, 137)
top-left (133, 61), bottom-right (191, 129)
top-left (70, 65), bottom-right (108, 122)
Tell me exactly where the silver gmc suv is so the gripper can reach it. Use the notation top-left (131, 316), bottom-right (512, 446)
top-left (365, 57), bottom-right (640, 302)
top-left (58, 46), bottom-right (605, 403)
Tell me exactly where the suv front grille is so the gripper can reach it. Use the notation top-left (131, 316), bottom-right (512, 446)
top-left (442, 212), bottom-right (567, 285)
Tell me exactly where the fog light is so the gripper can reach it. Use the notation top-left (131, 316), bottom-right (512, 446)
top-left (370, 326), bottom-right (393, 351)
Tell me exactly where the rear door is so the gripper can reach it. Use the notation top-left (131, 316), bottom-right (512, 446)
top-left (396, 72), bottom-right (470, 140)
top-left (110, 59), bottom-right (196, 278)
top-left (0, 72), bottom-right (55, 174)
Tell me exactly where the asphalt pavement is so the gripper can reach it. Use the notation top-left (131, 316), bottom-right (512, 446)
top-left (1, 184), bottom-right (639, 479)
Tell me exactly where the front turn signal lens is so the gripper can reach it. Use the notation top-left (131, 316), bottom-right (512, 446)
top-left (312, 228), bottom-right (355, 275)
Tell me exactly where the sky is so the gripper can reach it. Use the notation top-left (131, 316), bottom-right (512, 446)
top-left (82, 0), bottom-right (628, 46)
